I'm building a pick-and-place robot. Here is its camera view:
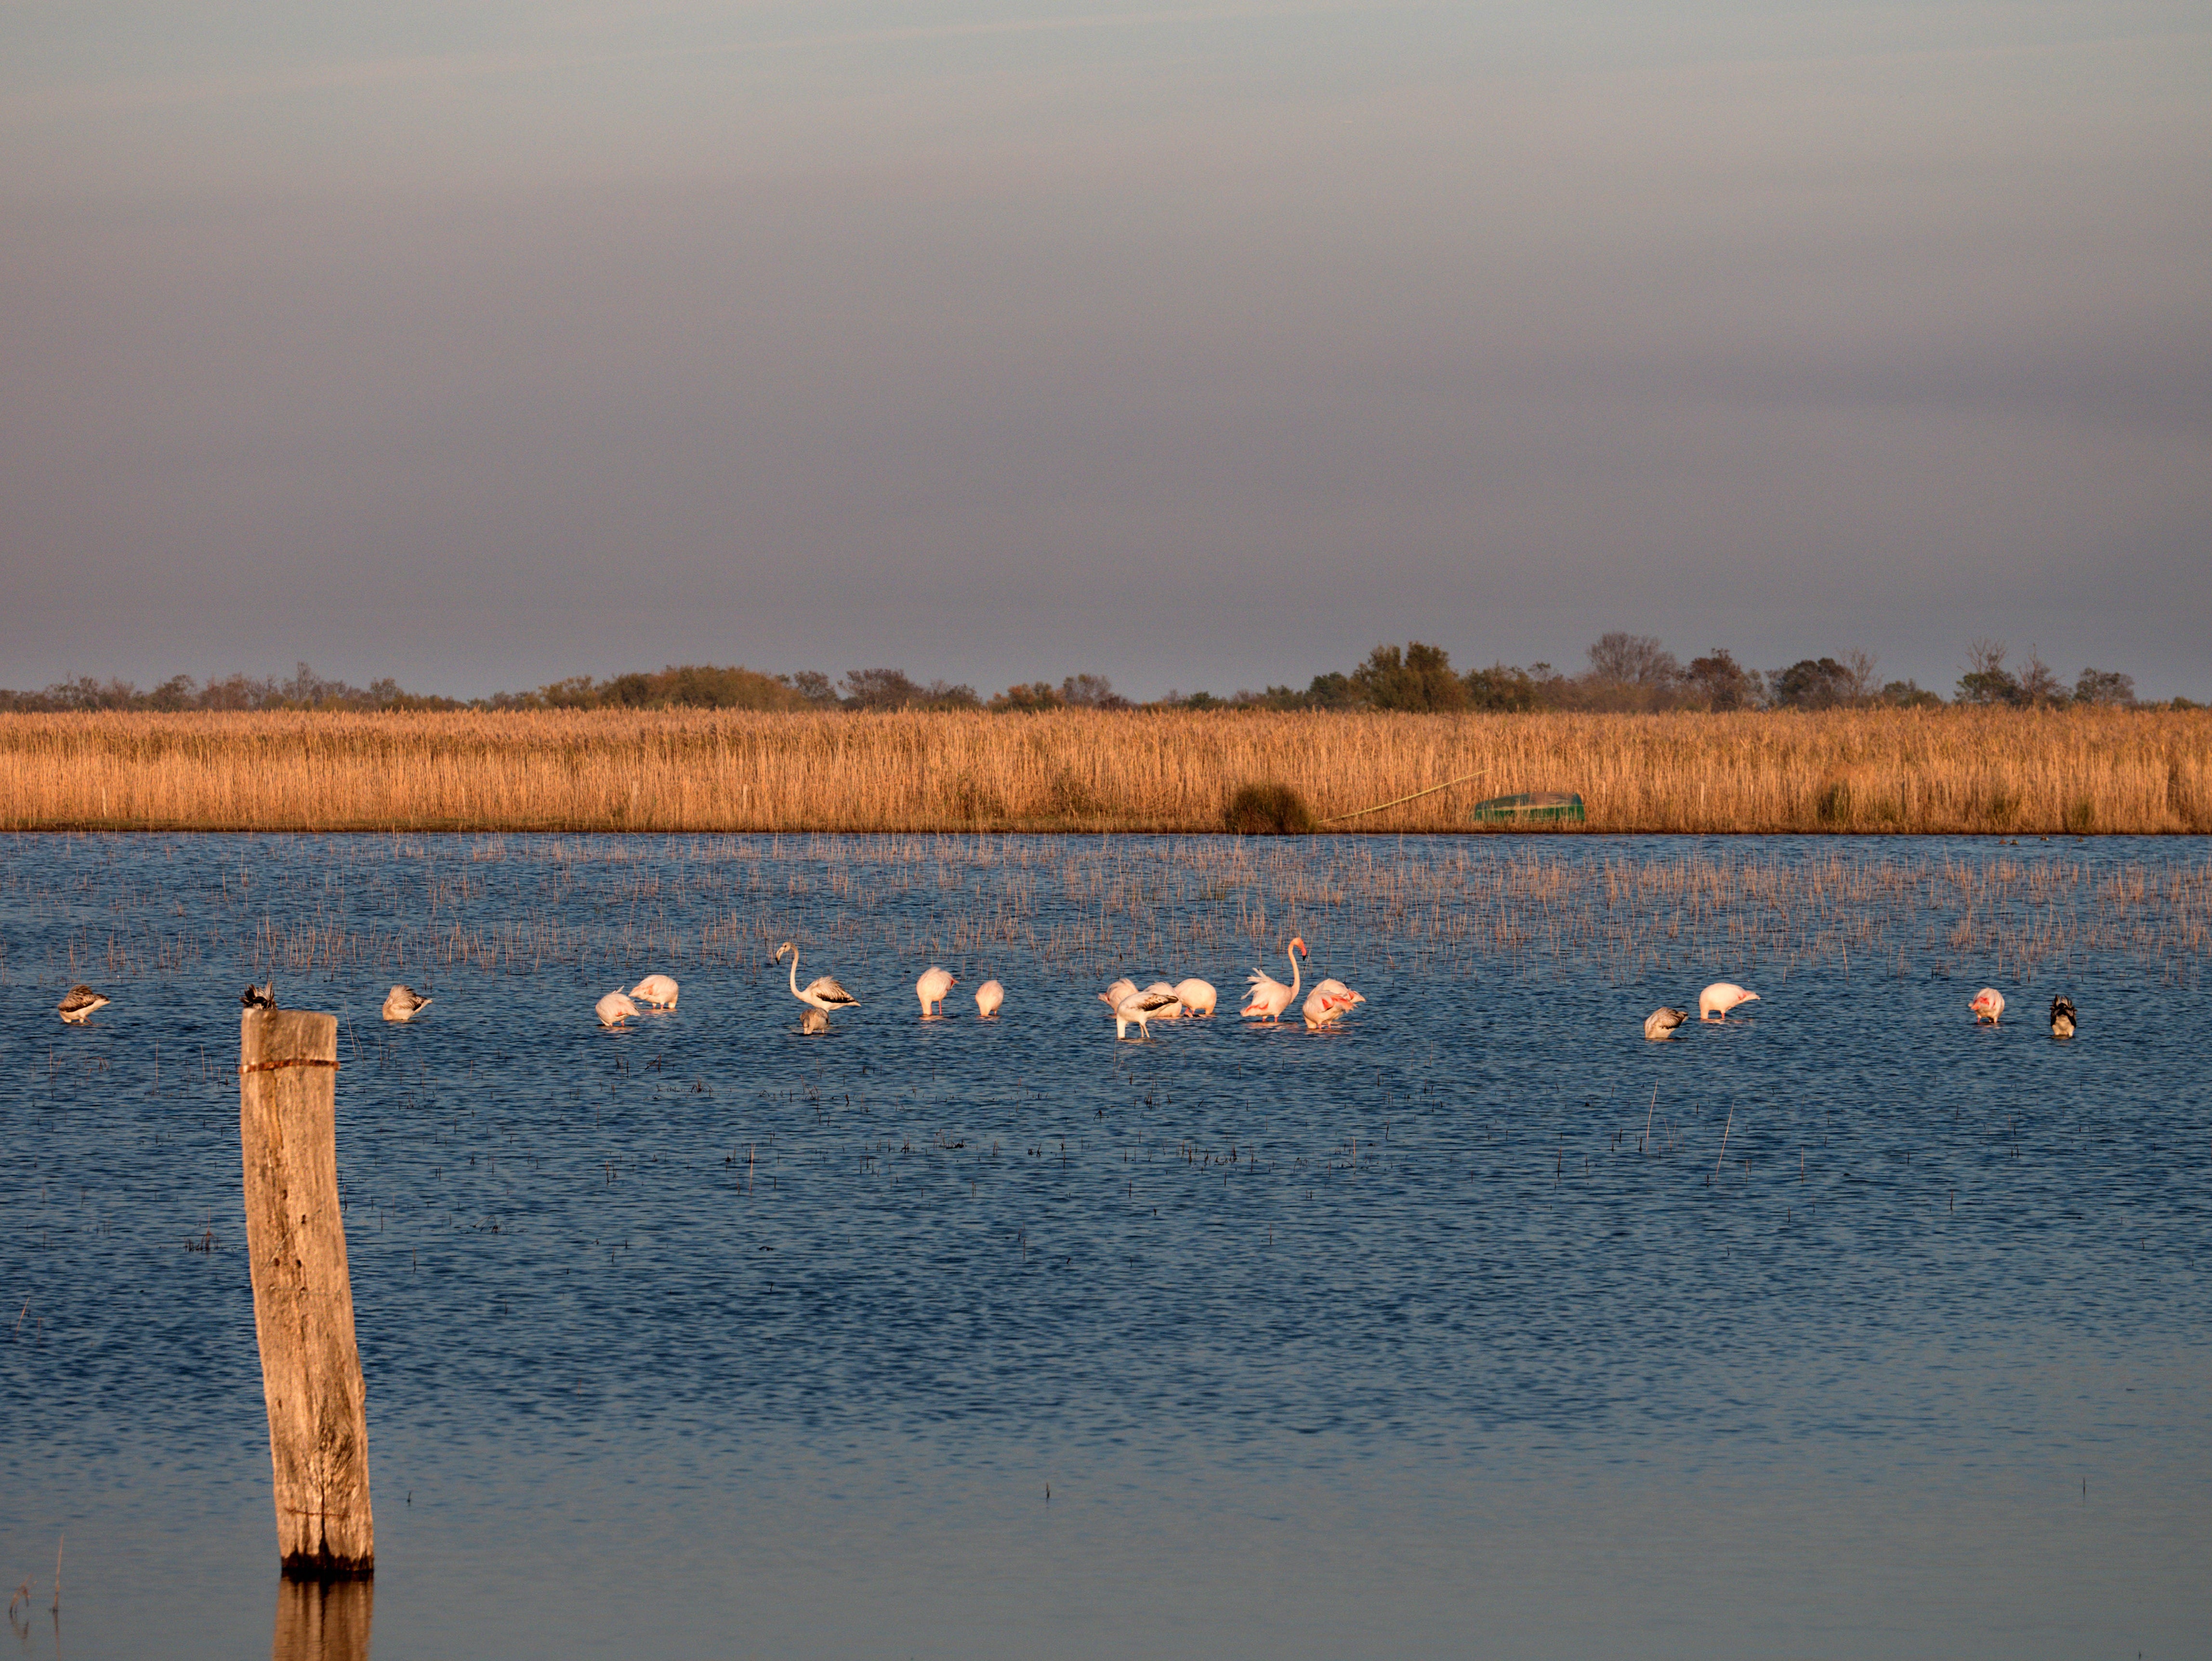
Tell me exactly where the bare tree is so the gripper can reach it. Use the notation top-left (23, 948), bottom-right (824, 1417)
top-left (1585, 633), bottom-right (1682, 687)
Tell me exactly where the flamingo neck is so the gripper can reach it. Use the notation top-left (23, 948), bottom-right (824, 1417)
top-left (1287, 944), bottom-right (1302, 1000)
top-left (787, 950), bottom-right (802, 998)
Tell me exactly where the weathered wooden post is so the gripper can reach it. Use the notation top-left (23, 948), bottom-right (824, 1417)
top-left (239, 1007), bottom-right (374, 1578)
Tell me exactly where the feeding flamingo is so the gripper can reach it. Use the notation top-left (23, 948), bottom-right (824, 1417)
top-left (1699, 982), bottom-right (1759, 1023)
top-left (629, 974), bottom-right (679, 1009)
top-left (1141, 982), bottom-right (1186, 1020)
top-left (975, 979), bottom-right (1005, 1017)
top-left (802, 1008), bottom-right (830, 1035)
top-left (1302, 979), bottom-right (1364, 1030)
top-left (2049, 994), bottom-right (2076, 1038)
top-left (595, 990), bottom-right (640, 1028)
top-left (57, 985), bottom-right (109, 1024)
top-left (917, 965), bottom-right (957, 1017)
top-left (1241, 936), bottom-right (1308, 1021)
top-left (1970, 988), bottom-right (2005, 1025)
top-left (382, 986), bottom-right (431, 1022)
top-left (777, 941), bottom-right (859, 1021)
top-left (1644, 1007), bottom-right (1688, 1041)
top-left (1099, 978), bottom-right (1137, 1015)
top-left (1112, 985), bottom-right (1184, 1041)
top-left (1174, 978), bottom-right (1216, 1016)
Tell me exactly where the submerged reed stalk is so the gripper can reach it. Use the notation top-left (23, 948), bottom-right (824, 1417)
top-left (0, 706), bottom-right (2205, 834)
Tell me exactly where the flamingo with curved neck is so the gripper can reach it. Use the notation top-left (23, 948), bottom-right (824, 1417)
top-left (777, 941), bottom-right (858, 1017)
top-left (1241, 936), bottom-right (1308, 1021)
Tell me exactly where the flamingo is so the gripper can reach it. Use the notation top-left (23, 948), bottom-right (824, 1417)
top-left (1174, 978), bottom-right (1216, 1016)
top-left (916, 965), bottom-right (957, 1017)
top-left (1113, 985), bottom-right (1184, 1041)
top-left (1142, 981), bottom-right (1186, 1020)
top-left (57, 985), bottom-right (109, 1024)
top-left (1241, 936), bottom-right (1308, 1021)
top-left (1099, 978), bottom-right (1137, 1015)
top-left (975, 979), bottom-right (1005, 1018)
top-left (2049, 994), bottom-right (2076, 1038)
top-left (629, 974), bottom-right (679, 1009)
top-left (595, 990), bottom-right (640, 1028)
top-left (1644, 1007), bottom-right (1688, 1041)
top-left (1302, 979), bottom-right (1364, 1030)
top-left (382, 986), bottom-right (431, 1022)
top-left (1970, 987), bottom-right (2005, 1025)
top-left (1699, 982), bottom-right (1758, 1023)
top-left (802, 1008), bottom-right (830, 1035)
top-left (777, 941), bottom-right (858, 1020)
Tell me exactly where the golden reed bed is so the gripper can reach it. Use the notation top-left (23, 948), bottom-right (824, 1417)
top-left (1, 707), bottom-right (2208, 835)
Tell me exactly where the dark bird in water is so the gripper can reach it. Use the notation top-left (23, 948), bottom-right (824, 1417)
top-left (241, 980), bottom-right (277, 1010)
top-left (57, 985), bottom-right (110, 1023)
top-left (2049, 994), bottom-right (2077, 1039)
top-left (1644, 1007), bottom-right (1689, 1041)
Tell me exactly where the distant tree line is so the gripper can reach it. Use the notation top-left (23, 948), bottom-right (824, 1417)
top-left (0, 639), bottom-right (2188, 715)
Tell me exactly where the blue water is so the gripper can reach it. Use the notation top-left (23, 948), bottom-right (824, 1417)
top-left (2, 833), bottom-right (2208, 1658)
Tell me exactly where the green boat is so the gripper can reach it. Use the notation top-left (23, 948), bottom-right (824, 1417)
top-left (1470, 791), bottom-right (1586, 826)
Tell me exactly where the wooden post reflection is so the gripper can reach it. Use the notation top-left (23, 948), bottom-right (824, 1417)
top-left (271, 1576), bottom-right (374, 1661)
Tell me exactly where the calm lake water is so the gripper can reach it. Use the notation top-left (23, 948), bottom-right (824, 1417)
top-left (2, 832), bottom-right (2208, 1659)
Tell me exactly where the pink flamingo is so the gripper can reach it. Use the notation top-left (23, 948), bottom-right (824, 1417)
top-left (1970, 988), bottom-right (2005, 1024)
top-left (1241, 936), bottom-right (1308, 1021)
top-left (1699, 982), bottom-right (1759, 1023)
top-left (916, 965), bottom-right (957, 1017)
top-left (1302, 979), bottom-right (1364, 1030)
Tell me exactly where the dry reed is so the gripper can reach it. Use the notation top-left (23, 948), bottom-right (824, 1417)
top-left (0, 707), bottom-right (2207, 835)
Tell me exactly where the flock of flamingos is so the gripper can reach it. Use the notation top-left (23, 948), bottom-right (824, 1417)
top-left (43, 942), bottom-right (2079, 1041)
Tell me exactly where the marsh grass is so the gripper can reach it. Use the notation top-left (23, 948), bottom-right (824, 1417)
top-left (1, 707), bottom-right (2208, 835)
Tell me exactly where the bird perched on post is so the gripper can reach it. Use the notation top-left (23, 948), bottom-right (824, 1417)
top-left (2048, 994), bottom-right (2076, 1038)
top-left (382, 986), bottom-right (431, 1022)
top-left (57, 985), bottom-right (109, 1024)
top-left (1644, 1007), bottom-right (1689, 1041)
top-left (1970, 988), bottom-right (2005, 1025)
top-left (916, 966), bottom-right (957, 1017)
top-left (241, 981), bottom-right (277, 1010)
top-left (1698, 983), bottom-right (1758, 1023)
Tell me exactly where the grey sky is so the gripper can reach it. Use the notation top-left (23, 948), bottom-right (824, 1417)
top-left (5, 1), bottom-right (2209, 698)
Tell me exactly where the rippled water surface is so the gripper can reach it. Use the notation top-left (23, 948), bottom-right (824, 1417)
top-left (3, 832), bottom-right (2209, 1658)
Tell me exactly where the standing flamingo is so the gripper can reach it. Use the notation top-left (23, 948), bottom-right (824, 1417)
top-left (629, 974), bottom-right (679, 1009)
top-left (1302, 979), bottom-right (1364, 1030)
top-left (1099, 978), bottom-right (1137, 1015)
top-left (595, 990), bottom-right (640, 1028)
top-left (1970, 988), bottom-right (2005, 1024)
top-left (1241, 936), bottom-right (1308, 1021)
top-left (975, 979), bottom-right (1005, 1018)
top-left (1699, 982), bottom-right (1759, 1023)
top-left (916, 965), bottom-right (957, 1017)
top-left (1174, 978), bottom-right (1216, 1016)
top-left (777, 941), bottom-right (859, 1021)
top-left (1112, 985), bottom-right (1184, 1041)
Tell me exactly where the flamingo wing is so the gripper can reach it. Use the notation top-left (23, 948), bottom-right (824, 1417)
top-left (809, 976), bottom-right (859, 1007)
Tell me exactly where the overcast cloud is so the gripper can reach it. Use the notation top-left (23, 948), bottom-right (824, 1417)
top-left (4, 0), bottom-right (2208, 698)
